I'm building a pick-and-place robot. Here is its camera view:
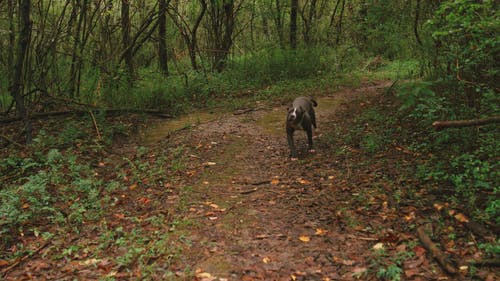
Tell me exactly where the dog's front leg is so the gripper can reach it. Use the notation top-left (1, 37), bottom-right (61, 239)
top-left (287, 127), bottom-right (297, 158)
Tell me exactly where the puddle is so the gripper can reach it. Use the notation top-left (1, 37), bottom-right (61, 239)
top-left (257, 96), bottom-right (343, 135)
top-left (138, 96), bottom-right (345, 144)
top-left (139, 111), bottom-right (220, 144)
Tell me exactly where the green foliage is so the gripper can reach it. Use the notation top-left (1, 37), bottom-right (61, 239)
top-left (426, 0), bottom-right (499, 88)
top-left (397, 82), bottom-right (450, 126)
top-left (0, 148), bottom-right (103, 248)
top-left (396, 1), bottom-right (499, 224)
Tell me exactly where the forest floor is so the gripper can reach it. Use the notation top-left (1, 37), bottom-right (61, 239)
top-left (2, 80), bottom-right (497, 280)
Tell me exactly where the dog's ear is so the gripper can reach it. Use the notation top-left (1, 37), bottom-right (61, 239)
top-left (299, 106), bottom-right (305, 113)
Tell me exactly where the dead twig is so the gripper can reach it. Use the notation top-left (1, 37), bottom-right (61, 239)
top-left (233, 108), bottom-right (259, 115)
top-left (88, 110), bottom-right (102, 140)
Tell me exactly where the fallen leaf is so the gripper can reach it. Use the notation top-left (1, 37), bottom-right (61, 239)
top-left (372, 243), bottom-right (384, 250)
top-left (315, 228), bottom-right (328, 236)
top-left (129, 184), bottom-right (137, 190)
top-left (113, 213), bottom-right (125, 219)
top-left (333, 256), bottom-right (355, 266)
top-left (22, 203), bottom-right (30, 209)
top-left (137, 197), bottom-right (151, 204)
top-left (459, 265), bottom-right (468, 272)
top-left (298, 178), bottom-right (311, 185)
top-left (262, 257), bottom-right (271, 264)
top-left (271, 178), bottom-right (280, 185)
top-left (0, 260), bottom-right (9, 267)
top-left (209, 203), bottom-right (220, 209)
top-left (433, 203), bottom-right (444, 211)
top-left (404, 211), bottom-right (416, 221)
top-left (80, 258), bottom-right (101, 266)
top-left (454, 213), bottom-right (469, 223)
top-left (351, 266), bottom-right (368, 276)
top-left (404, 267), bottom-right (420, 278)
top-left (299, 235), bottom-right (311, 242)
top-left (413, 246), bottom-right (426, 257)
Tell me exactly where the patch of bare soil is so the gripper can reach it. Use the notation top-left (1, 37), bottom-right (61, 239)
top-left (4, 80), bottom-right (497, 280)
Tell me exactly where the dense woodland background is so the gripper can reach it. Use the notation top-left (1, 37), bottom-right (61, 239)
top-left (0, 0), bottom-right (498, 278)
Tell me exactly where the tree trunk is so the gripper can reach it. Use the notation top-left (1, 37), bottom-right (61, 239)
top-left (11, 0), bottom-right (33, 143)
top-left (7, 0), bottom-right (15, 92)
top-left (414, 0), bottom-right (422, 46)
top-left (207, 0), bottom-right (236, 72)
top-left (121, 0), bottom-right (134, 83)
top-left (290, 0), bottom-right (298, 49)
top-left (335, 0), bottom-right (345, 44)
top-left (301, 0), bottom-right (317, 45)
top-left (158, 0), bottom-right (169, 76)
top-left (272, 0), bottom-right (285, 48)
top-left (69, 0), bottom-right (84, 97)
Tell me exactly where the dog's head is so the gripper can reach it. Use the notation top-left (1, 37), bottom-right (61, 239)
top-left (287, 106), bottom-right (304, 123)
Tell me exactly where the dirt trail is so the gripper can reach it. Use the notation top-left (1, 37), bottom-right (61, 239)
top-left (146, 80), bottom-right (394, 280)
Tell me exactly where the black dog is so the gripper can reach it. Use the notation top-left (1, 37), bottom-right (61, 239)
top-left (286, 97), bottom-right (317, 158)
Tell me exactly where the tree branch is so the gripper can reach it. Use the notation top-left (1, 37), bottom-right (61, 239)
top-left (432, 116), bottom-right (500, 130)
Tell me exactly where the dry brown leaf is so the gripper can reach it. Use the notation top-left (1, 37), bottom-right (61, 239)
top-left (298, 178), bottom-right (311, 185)
top-left (0, 259), bottom-right (9, 267)
top-left (404, 267), bottom-right (420, 278)
top-left (113, 213), bottom-right (125, 219)
top-left (299, 235), bottom-right (311, 242)
top-left (262, 257), bottom-right (271, 264)
top-left (271, 178), bottom-right (280, 185)
top-left (129, 184), bottom-right (137, 190)
top-left (454, 213), bottom-right (469, 223)
top-left (433, 203), bottom-right (444, 211)
top-left (315, 228), bottom-right (328, 236)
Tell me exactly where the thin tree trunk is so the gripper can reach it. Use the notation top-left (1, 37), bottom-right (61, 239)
top-left (414, 0), bottom-right (422, 46)
top-left (11, 0), bottom-right (33, 143)
top-left (335, 0), bottom-right (345, 44)
top-left (158, 0), bottom-right (169, 76)
top-left (69, 0), bottom-right (84, 97)
top-left (121, 0), bottom-right (134, 83)
top-left (273, 0), bottom-right (284, 48)
top-left (290, 0), bottom-right (298, 49)
top-left (7, 0), bottom-right (15, 91)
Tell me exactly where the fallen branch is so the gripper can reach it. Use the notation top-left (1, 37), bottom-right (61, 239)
top-left (417, 225), bottom-right (457, 274)
top-left (0, 109), bottom-right (172, 124)
top-left (432, 116), bottom-right (500, 130)
top-left (468, 259), bottom-right (500, 267)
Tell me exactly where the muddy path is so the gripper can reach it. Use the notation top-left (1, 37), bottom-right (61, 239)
top-left (6, 80), bottom-right (474, 280)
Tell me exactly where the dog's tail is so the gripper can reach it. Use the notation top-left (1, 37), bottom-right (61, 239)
top-left (310, 97), bottom-right (318, 107)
